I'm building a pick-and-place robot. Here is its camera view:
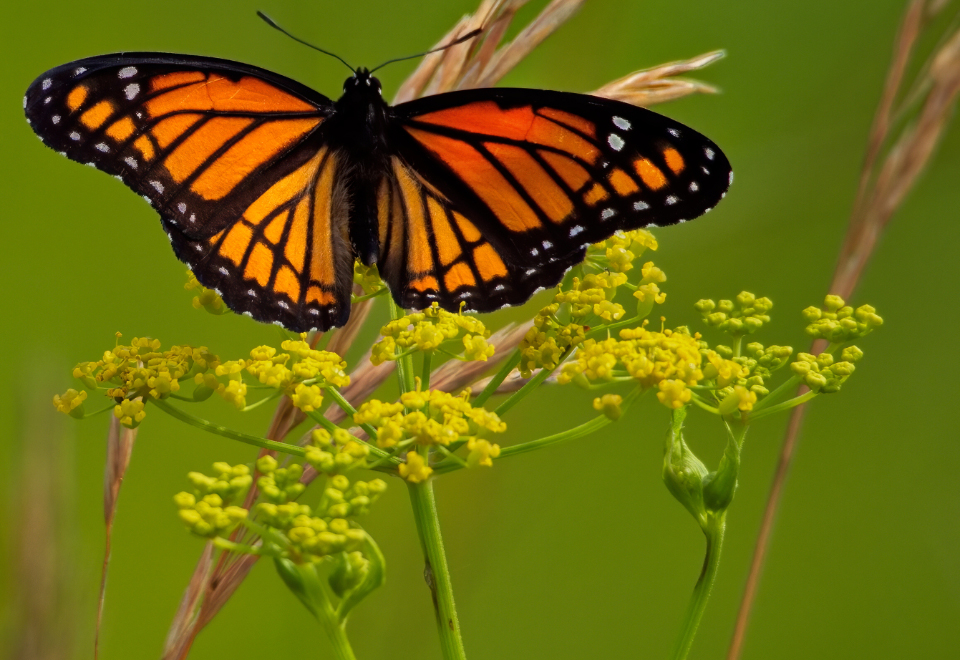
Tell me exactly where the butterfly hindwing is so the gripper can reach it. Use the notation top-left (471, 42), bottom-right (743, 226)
top-left (393, 88), bottom-right (732, 267)
top-left (168, 143), bottom-right (354, 332)
top-left (378, 158), bottom-right (580, 312)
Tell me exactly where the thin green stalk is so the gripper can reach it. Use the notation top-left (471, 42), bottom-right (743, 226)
top-left (389, 298), bottom-right (416, 395)
top-left (472, 350), bottom-right (521, 407)
top-left (433, 388), bottom-right (643, 475)
top-left (407, 480), bottom-right (466, 660)
top-left (300, 564), bottom-right (358, 660)
top-left (670, 513), bottom-right (727, 660)
top-left (324, 387), bottom-right (379, 440)
top-left (749, 390), bottom-right (818, 421)
top-left (422, 350), bottom-right (433, 390)
top-left (151, 398), bottom-right (306, 458)
top-left (494, 358), bottom-right (560, 417)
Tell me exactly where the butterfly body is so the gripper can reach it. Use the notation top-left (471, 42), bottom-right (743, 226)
top-left (26, 53), bottom-right (732, 332)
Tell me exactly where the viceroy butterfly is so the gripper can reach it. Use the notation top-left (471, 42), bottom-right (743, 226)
top-left (24, 47), bottom-right (731, 333)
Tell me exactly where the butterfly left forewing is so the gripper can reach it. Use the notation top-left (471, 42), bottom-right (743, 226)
top-left (25, 54), bottom-right (333, 239)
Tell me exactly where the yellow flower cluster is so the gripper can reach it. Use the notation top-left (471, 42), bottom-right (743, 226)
top-left (305, 428), bottom-right (371, 475)
top-left (802, 295), bottom-right (883, 342)
top-left (184, 270), bottom-right (228, 315)
top-left (53, 388), bottom-right (87, 418)
top-left (254, 455), bottom-right (385, 564)
top-left (354, 389), bottom-right (505, 481)
top-left (790, 349), bottom-right (860, 393)
top-left (519, 230), bottom-right (666, 379)
top-left (558, 325), bottom-right (706, 410)
top-left (587, 228), bottom-right (659, 273)
top-left (58, 336), bottom-right (220, 428)
top-left (174, 462), bottom-right (252, 538)
top-left (204, 340), bottom-right (350, 412)
top-left (695, 292), bottom-right (773, 336)
top-left (371, 303), bottom-right (493, 365)
top-left (353, 261), bottom-right (385, 296)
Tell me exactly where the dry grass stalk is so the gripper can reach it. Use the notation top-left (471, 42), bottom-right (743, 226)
top-left (591, 50), bottom-right (724, 106)
top-left (97, 412), bottom-right (138, 658)
top-left (728, 3), bottom-right (960, 659)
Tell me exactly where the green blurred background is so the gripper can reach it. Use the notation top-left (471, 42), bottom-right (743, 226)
top-left (2, 0), bottom-right (958, 658)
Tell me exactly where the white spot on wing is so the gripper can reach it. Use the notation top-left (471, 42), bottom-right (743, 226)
top-left (668, 128), bottom-right (681, 138)
top-left (665, 195), bottom-right (679, 205)
top-left (52, 115), bottom-right (61, 124)
top-left (23, 95), bottom-right (27, 108)
top-left (634, 200), bottom-right (650, 211)
top-left (701, 166), bottom-right (710, 175)
top-left (42, 78), bottom-right (52, 90)
top-left (248, 289), bottom-right (257, 296)
top-left (494, 284), bottom-right (506, 291)
top-left (95, 142), bottom-right (109, 152)
top-left (530, 248), bottom-right (539, 257)
top-left (194, 244), bottom-right (204, 252)
top-left (704, 147), bottom-right (715, 160)
top-left (124, 83), bottom-right (140, 100)
top-left (728, 170), bottom-right (734, 185)
top-left (689, 181), bottom-right (699, 192)
top-left (607, 133), bottom-right (625, 151)
top-left (542, 240), bottom-right (553, 249)
top-left (218, 267), bottom-right (229, 276)
top-left (278, 301), bottom-right (289, 309)
top-left (569, 225), bottom-right (584, 237)
top-left (150, 180), bottom-right (164, 193)
top-left (69, 131), bottom-right (80, 140)
top-left (309, 309), bottom-right (319, 315)
top-left (74, 67), bottom-right (86, 76)
top-left (177, 202), bottom-right (187, 214)
top-left (613, 116), bottom-right (631, 130)
top-left (118, 66), bottom-right (137, 79)
top-left (44, 96), bottom-right (52, 104)
top-left (124, 157), bottom-right (138, 169)
top-left (243, 311), bottom-right (254, 318)
top-left (525, 268), bottom-right (537, 276)
top-left (189, 214), bottom-right (196, 223)
top-left (601, 208), bottom-right (616, 220)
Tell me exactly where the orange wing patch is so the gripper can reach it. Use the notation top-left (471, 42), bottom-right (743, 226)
top-left (634, 158), bottom-right (668, 190)
top-left (80, 101), bottom-right (114, 130)
top-left (406, 127), bottom-right (543, 234)
top-left (145, 73), bottom-right (316, 118)
top-left (484, 142), bottom-right (574, 224)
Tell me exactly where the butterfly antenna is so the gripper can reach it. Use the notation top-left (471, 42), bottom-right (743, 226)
top-left (369, 27), bottom-right (484, 74)
top-left (257, 11), bottom-right (355, 73)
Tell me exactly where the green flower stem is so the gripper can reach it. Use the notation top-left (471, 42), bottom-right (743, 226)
top-left (585, 314), bottom-right (643, 340)
top-left (433, 388), bottom-right (643, 474)
top-left (389, 298), bottom-right (416, 395)
top-left (407, 480), bottom-right (466, 660)
top-left (351, 287), bottom-right (388, 303)
top-left (751, 374), bottom-right (803, 412)
top-left (241, 391), bottom-right (283, 412)
top-left (422, 350), bottom-right (433, 390)
top-left (494, 353), bottom-right (567, 417)
top-left (324, 387), bottom-right (380, 440)
top-left (151, 398), bottom-right (306, 458)
top-left (211, 537), bottom-right (264, 556)
top-left (472, 350), bottom-right (521, 407)
top-left (670, 512), bottom-right (727, 660)
top-left (749, 390), bottom-right (818, 421)
top-left (300, 563), bottom-right (358, 660)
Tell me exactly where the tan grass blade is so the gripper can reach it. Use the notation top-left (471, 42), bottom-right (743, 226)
top-left (96, 413), bottom-right (138, 659)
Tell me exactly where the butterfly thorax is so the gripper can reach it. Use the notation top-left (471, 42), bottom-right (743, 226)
top-left (330, 68), bottom-right (391, 267)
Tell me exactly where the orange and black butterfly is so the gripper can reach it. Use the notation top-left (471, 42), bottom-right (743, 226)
top-left (25, 52), bottom-right (731, 332)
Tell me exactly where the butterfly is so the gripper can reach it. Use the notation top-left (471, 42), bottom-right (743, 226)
top-left (24, 52), bottom-right (732, 333)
